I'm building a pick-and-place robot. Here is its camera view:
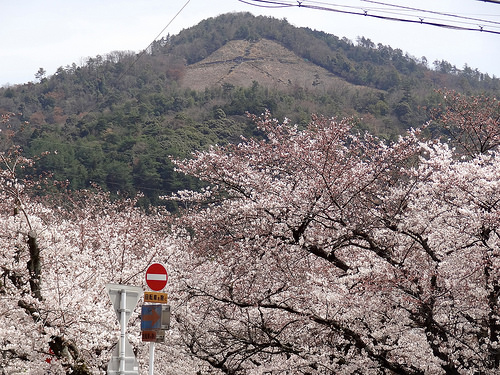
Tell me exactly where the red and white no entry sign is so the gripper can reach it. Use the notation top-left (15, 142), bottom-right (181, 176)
top-left (145, 263), bottom-right (168, 291)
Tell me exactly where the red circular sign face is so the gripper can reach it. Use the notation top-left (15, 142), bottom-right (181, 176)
top-left (145, 263), bottom-right (168, 291)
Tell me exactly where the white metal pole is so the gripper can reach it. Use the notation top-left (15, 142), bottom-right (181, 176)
top-left (120, 289), bottom-right (127, 375)
top-left (148, 342), bottom-right (155, 375)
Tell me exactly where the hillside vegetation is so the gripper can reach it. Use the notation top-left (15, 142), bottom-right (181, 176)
top-left (1, 12), bottom-right (498, 206)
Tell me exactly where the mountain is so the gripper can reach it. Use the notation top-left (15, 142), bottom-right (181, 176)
top-left (0, 12), bottom-right (499, 207)
top-left (162, 12), bottom-right (499, 92)
top-left (180, 38), bottom-right (357, 92)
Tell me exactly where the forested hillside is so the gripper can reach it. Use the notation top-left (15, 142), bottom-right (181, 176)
top-left (1, 12), bottom-right (498, 206)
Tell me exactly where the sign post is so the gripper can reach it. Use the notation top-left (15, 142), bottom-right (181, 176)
top-left (142, 263), bottom-right (170, 375)
top-left (106, 284), bottom-right (143, 375)
top-left (149, 342), bottom-right (155, 375)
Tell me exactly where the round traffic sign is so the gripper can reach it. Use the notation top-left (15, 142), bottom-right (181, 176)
top-left (145, 263), bottom-right (168, 291)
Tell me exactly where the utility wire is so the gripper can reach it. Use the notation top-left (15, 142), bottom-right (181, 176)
top-left (238, 0), bottom-right (500, 34)
top-left (477, 0), bottom-right (500, 4)
top-left (148, 0), bottom-right (192, 50)
top-left (361, 0), bottom-right (500, 27)
top-left (116, 0), bottom-right (191, 82)
top-left (238, 0), bottom-right (295, 8)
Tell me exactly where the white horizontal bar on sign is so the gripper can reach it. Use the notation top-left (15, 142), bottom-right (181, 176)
top-left (146, 274), bottom-right (167, 281)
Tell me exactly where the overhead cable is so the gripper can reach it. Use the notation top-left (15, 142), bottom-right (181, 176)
top-left (116, 0), bottom-right (191, 82)
top-left (238, 0), bottom-right (500, 35)
top-left (361, 0), bottom-right (500, 27)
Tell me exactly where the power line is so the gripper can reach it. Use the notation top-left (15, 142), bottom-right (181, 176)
top-left (361, 0), bottom-right (500, 27)
top-left (238, 0), bottom-right (295, 8)
top-left (116, 0), bottom-right (191, 82)
top-left (238, 0), bottom-right (500, 34)
top-left (477, 0), bottom-right (500, 4)
top-left (147, 0), bottom-right (192, 51)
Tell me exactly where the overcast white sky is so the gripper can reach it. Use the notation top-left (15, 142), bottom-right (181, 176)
top-left (1, 0), bottom-right (499, 87)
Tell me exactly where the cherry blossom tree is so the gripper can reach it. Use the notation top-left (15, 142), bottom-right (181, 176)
top-left (431, 89), bottom-right (500, 157)
top-left (170, 100), bottom-right (500, 374)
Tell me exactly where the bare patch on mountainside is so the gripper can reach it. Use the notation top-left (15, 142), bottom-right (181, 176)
top-left (180, 39), bottom-right (355, 92)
